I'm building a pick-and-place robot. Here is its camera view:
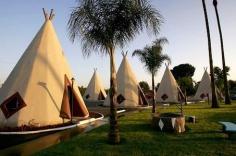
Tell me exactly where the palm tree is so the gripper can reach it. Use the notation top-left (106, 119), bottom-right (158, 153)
top-left (202, 0), bottom-right (219, 108)
top-left (213, 0), bottom-right (231, 104)
top-left (132, 38), bottom-right (170, 113)
top-left (68, 0), bottom-right (162, 144)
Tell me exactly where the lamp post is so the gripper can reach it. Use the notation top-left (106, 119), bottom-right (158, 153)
top-left (71, 77), bottom-right (75, 122)
top-left (213, 0), bottom-right (231, 104)
top-left (202, 0), bottom-right (219, 108)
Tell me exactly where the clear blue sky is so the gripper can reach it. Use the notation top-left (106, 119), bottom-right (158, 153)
top-left (0, 0), bottom-right (236, 88)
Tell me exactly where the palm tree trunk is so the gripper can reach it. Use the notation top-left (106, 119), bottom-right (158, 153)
top-left (108, 46), bottom-right (120, 144)
top-left (202, 0), bottom-right (219, 108)
top-left (152, 72), bottom-right (156, 113)
top-left (213, 0), bottom-right (231, 104)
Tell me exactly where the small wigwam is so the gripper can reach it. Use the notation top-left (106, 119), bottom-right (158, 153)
top-left (0, 9), bottom-right (89, 129)
top-left (153, 66), bottom-right (185, 133)
top-left (156, 65), bottom-right (185, 103)
top-left (83, 69), bottom-right (107, 101)
top-left (193, 69), bottom-right (223, 101)
top-left (193, 69), bottom-right (212, 101)
top-left (103, 52), bottom-right (148, 107)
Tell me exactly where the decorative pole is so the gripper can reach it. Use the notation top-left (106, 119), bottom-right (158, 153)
top-left (71, 77), bottom-right (75, 122)
top-left (184, 89), bottom-right (187, 106)
top-left (202, 0), bottom-right (219, 108)
top-left (213, 0), bottom-right (231, 104)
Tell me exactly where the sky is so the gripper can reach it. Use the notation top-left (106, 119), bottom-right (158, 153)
top-left (0, 0), bottom-right (236, 88)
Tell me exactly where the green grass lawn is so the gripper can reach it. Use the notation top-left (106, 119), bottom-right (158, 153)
top-left (35, 102), bottom-right (236, 156)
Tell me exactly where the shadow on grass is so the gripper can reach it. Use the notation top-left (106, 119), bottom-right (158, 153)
top-left (207, 111), bottom-right (236, 122)
top-left (120, 123), bottom-right (153, 132)
top-left (120, 118), bottom-right (151, 122)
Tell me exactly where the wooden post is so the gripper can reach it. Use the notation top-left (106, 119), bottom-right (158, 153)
top-left (42, 8), bottom-right (49, 20)
top-left (207, 93), bottom-right (210, 105)
top-left (42, 8), bottom-right (54, 20)
top-left (184, 89), bottom-right (187, 105)
top-left (71, 77), bottom-right (75, 122)
top-left (49, 9), bottom-right (55, 20)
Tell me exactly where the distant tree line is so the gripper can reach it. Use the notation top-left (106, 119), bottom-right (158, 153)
top-left (79, 65), bottom-right (235, 99)
top-left (138, 63), bottom-right (235, 97)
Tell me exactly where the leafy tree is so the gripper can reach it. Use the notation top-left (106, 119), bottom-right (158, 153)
top-left (229, 80), bottom-right (236, 92)
top-left (105, 89), bottom-right (110, 94)
top-left (68, 0), bottom-right (162, 144)
top-left (171, 64), bottom-right (195, 80)
top-left (78, 86), bottom-right (87, 96)
top-left (178, 77), bottom-right (195, 96)
top-left (132, 38), bottom-right (170, 113)
top-left (194, 81), bottom-right (200, 92)
top-left (139, 81), bottom-right (150, 93)
top-left (171, 64), bottom-right (195, 96)
top-left (214, 66), bottom-right (230, 94)
top-left (156, 83), bottom-right (160, 91)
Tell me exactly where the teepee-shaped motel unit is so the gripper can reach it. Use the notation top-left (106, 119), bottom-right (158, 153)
top-left (193, 70), bottom-right (212, 101)
top-left (83, 69), bottom-right (107, 101)
top-left (0, 9), bottom-right (89, 128)
top-left (156, 66), bottom-right (185, 103)
top-left (103, 54), bottom-right (148, 107)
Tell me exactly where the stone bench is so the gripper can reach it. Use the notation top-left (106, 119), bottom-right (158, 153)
top-left (185, 115), bottom-right (196, 123)
top-left (219, 121), bottom-right (236, 139)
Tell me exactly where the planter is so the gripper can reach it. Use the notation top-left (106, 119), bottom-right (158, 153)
top-left (152, 113), bottom-right (185, 133)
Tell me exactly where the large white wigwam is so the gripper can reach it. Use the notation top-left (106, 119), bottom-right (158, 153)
top-left (193, 70), bottom-right (212, 101)
top-left (0, 9), bottom-right (89, 128)
top-left (83, 69), bottom-right (107, 101)
top-left (156, 66), bottom-right (184, 103)
top-left (103, 53), bottom-right (148, 107)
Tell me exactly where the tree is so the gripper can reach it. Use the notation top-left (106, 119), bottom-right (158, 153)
top-left (178, 77), bottom-right (195, 96)
top-left (229, 80), bottom-right (236, 92)
top-left (132, 38), bottom-right (170, 113)
top-left (78, 86), bottom-right (87, 96)
top-left (213, 0), bottom-right (231, 104)
top-left (202, 0), bottom-right (219, 108)
top-left (68, 0), bottom-right (162, 144)
top-left (171, 64), bottom-right (195, 96)
top-left (139, 81), bottom-right (150, 93)
top-left (214, 66), bottom-right (230, 94)
top-left (171, 64), bottom-right (195, 79)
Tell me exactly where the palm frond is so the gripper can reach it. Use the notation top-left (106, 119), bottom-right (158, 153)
top-left (153, 37), bottom-right (169, 46)
top-left (132, 37), bottom-right (170, 75)
top-left (68, 0), bottom-right (163, 56)
top-left (132, 49), bottom-right (148, 65)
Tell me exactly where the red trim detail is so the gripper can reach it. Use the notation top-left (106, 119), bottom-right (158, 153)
top-left (0, 92), bottom-right (26, 119)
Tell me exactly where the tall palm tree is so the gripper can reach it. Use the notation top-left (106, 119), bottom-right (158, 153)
top-left (68, 0), bottom-right (162, 144)
top-left (213, 0), bottom-right (231, 104)
top-left (132, 38), bottom-right (170, 113)
top-left (202, 0), bottom-right (219, 108)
